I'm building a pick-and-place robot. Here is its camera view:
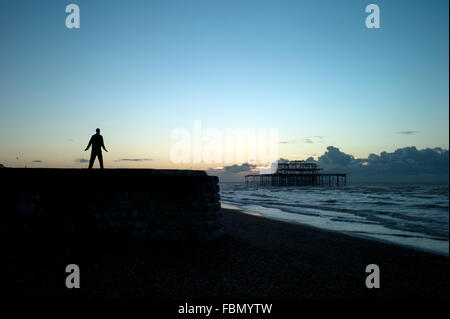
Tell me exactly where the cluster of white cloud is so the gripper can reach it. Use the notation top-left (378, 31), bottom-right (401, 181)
top-left (313, 146), bottom-right (449, 175)
top-left (208, 146), bottom-right (449, 183)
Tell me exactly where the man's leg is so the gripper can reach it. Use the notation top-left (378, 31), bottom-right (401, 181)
top-left (88, 151), bottom-right (96, 169)
top-left (98, 151), bottom-right (104, 169)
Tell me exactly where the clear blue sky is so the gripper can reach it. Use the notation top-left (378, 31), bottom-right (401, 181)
top-left (0, 0), bottom-right (448, 168)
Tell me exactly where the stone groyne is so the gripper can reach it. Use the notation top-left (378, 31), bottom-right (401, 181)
top-left (0, 168), bottom-right (223, 240)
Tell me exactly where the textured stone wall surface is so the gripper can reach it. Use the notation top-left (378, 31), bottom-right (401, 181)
top-left (0, 168), bottom-right (223, 240)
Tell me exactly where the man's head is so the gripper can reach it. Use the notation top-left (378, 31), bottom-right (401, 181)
top-left (96, 128), bottom-right (100, 134)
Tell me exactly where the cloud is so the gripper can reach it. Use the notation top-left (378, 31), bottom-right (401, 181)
top-left (208, 146), bottom-right (449, 183)
top-left (224, 163), bottom-right (256, 173)
top-left (279, 136), bottom-right (325, 144)
top-left (67, 138), bottom-right (76, 143)
top-left (207, 163), bottom-right (258, 182)
top-left (317, 146), bottom-right (355, 168)
top-left (359, 147), bottom-right (448, 173)
top-left (74, 158), bottom-right (89, 163)
top-left (32, 160), bottom-right (43, 163)
top-left (307, 146), bottom-right (449, 182)
top-left (397, 131), bottom-right (419, 135)
top-left (113, 158), bottom-right (154, 162)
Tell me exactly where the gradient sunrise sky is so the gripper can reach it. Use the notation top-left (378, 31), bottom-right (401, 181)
top-left (0, 0), bottom-right (448, 169)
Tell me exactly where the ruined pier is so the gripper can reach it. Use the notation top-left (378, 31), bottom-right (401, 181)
top-left (245, 161), bottom-right (346, 187)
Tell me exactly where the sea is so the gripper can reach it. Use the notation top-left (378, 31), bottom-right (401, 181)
top-left (219, 183), bottom-right (449, 256)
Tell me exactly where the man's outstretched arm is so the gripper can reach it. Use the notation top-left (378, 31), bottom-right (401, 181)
top-left (84, 137), bottom-right (92, 151)
top-left (101, 137), bottom-right (108, 152)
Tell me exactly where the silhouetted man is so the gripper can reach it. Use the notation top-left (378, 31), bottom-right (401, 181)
top-left (85, 128), bottom-right (108, 169)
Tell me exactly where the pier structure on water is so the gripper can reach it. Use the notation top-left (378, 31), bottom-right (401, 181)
top-left (245, 160), bottom-right (346, 187)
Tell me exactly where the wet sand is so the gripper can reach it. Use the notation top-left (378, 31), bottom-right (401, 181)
top-left (5, 208), bottom-right (448, 299)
